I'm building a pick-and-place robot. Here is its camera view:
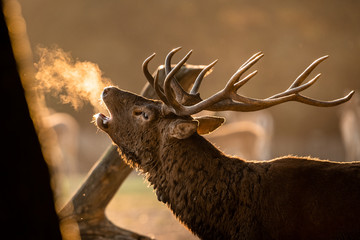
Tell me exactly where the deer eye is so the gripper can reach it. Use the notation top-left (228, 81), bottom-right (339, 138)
top-left (133, 110), bottom-right (142, 116)
top-left (133, 109), bottom-right (149, 120)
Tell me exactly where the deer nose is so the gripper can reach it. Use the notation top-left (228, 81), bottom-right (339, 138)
top-left (102, 86), bottom-right (113, 98)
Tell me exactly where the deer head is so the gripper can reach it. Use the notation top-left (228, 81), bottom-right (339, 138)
top-left (95, 48), bottom-right (354, 168)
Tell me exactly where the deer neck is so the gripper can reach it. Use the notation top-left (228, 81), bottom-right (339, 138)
top-left (144, 133), bottom-right (249, 236)
top-left (145, 133), bottom-right (228, 189)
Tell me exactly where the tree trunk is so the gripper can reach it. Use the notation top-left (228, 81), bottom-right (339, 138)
top-left (59, 145), bottom-right (149, 240)
top-left (2, 1), bottom-right (62, 239)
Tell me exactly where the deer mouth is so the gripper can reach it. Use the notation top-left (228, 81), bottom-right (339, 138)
top-left (95, 113), bottom-right (111, 130)
top-left (95, 87), bottom-right (117, 130)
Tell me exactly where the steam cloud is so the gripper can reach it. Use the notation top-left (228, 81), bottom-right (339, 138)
top-left (35, 47), bottom-right (111, 112)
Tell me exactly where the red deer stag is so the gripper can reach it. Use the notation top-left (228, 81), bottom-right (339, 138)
top-left (95, 48), bottom-right (358, 240)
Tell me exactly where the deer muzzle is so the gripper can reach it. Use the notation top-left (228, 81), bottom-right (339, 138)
top-left (95, 86), bottom-right (118, 131)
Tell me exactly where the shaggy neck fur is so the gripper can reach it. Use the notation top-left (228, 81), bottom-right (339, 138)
top-left (139, 133), bottom-right (266, 240)
top-left (116, 130), bottom-right (360, 240)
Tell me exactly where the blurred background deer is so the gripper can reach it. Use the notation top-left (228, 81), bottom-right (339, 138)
top-left (43, 111), bottom-right (80, 175)
top-left (339, 93), bottom-right (360, 162)
top-left (204, 111), bottom-right (273, 160)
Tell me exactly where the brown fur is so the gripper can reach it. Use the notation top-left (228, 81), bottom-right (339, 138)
top-left (96, 87), bottom-right (360, 240)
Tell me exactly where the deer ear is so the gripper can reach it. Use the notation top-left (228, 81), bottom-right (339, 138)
top-left (169, 119), bottom-right (198, 139)
top-left (194, 116), bottom-right (225, 135)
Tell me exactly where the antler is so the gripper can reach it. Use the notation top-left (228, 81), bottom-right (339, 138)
top-left (143, 48), bottom-right (354, 116)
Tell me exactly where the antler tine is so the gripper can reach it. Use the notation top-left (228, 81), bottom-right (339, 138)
top-left (190, 59), bottom-right (218, 95)
top-left (164, 47), bottom-right (197, 103)
top-left (165, 47), bottom-right (182, 74)
top-left (294, 90), bottom-right (355, 107)
top-left (225, 53), bottom-right (264, 90)
top-left (163, 50), bottom-right (193, 112)
top-left (244, 89), bottom-right (355, 111)
top-left (142, 53), bottom-right (156, 87)
top-left (288, 55), bottom-right (328, 89)
top-left (233, 70), bottom-right (258, 91)
top-left (269, 73), bottom-right (321, 99)
top-left (239, 51), bottom-right (263, 70)
top-left (153, 70), bottom-right (169, 105)
top-left (142, 52), bottom-right (171, 105)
